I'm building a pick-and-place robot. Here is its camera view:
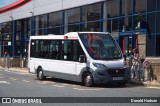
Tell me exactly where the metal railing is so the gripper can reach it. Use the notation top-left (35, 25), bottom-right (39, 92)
top-left (4, 55), bottom-right (27, 69)
top-left (129, 55), bottom-right (146, 81)
top-left (129, 55), bottom-right (153, 82)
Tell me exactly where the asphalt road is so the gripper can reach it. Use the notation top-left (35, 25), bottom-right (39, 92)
top-left (0, 68), bottom-right (160, 106)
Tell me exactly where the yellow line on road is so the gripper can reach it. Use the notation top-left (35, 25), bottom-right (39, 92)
top-left (9, 78), bottom-right (17, 80)
top-left (53, 85), bottom-right (64, 88)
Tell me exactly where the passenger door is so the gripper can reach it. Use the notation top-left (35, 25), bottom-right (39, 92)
top-left (73, 40), bottom-right (87, 75)
top-left (60, 40), bottom-right (77, 75)
top-left (29, 40), bottom-right (37, 73)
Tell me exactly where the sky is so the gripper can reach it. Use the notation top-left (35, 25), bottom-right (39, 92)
top-left (0, 0), bottom-right (16, 8)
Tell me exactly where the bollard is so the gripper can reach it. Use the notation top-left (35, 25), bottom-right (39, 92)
top-left (20, 54), bottom-right (22, 68)
top-left (7, 55), bottom-right (9, 69)
top-left (129, 55), bottom-right (133, 79)
top-left (138, 57), bottom-right (141, 81)
top-left (22, 59), bottom-right (24, 69)
top-left (143, 60), bottom-right (150, 81)
top-left (5, 56), bottom-right (7, 69)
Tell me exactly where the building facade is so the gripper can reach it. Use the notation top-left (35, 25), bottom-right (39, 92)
top-left (0, 0), bottom-right (160, 59)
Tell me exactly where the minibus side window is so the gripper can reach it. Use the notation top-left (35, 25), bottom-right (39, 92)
top-left (63, 40), bottom-right (85, 62)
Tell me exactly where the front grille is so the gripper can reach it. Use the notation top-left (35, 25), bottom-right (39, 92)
top-left (107, 68), bottom-right (125, 76)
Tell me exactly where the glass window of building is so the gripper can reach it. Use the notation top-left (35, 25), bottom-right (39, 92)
top-left (16, 20), bottom-right (22, 41)
top-left (47, 27), bottom-right (61, 35)
top-left (135, 0), bottom-right (147, 13)
top-left (156, 12), bottom-right (160, 33)
top-left (67, 8), bottom-right (80, 24)
top-left (158, 0), bottom-right (160, 10)
top-left (112, 19), bottom-right (118, 34)
top-left (15, 42), bottom-right (21, 56)
top-left (156, 35), bottom-right (160, 56)
top-left (106, 0), bottom-right (119, 18)
top-left (68, 25), bottom-right (79, 32)
top-left (36, 14), bottom-right (47, 29)
top-left (48, 11), bottom-right (63, 27)
top-left (82, 3), bottom-right (101, 22)
top-left (107, 20), bottom-right (111, 33)
top-left (146, 35), bottom-right (156, 56)
top-left (16, 20), bottom-right (21, 32)
top-left (148, 13), bottom-right (156, 34)
top-left (38, 29), bottom-right (47, 35)
top-left (3, 22), bottom-right (11, 33)
top-left (35, 14), bottom-right (47, 35)
top-left (0, 23), bottom-right (2, 33)
top-left (133, 14), bottom-right (146, 29)
top-left (3, 34), bottom-right (11, 40)
top-left (24, 18), bottom-right (30, 38)
top-left (82, 3), bottom-right (101, 31)
top-left (0, 23), bottom-right (2, 40)
top-left (122, 0), bottom-right (133, 15)
top-left (106, 18), bottom-right (118, 35)
top-left (121, 0), bottom-right (133, 31)
top-left (147, 0), bottom-right (156, 12)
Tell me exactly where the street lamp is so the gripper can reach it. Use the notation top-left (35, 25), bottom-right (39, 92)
top-left (30, 11), bottom-right (34, 16)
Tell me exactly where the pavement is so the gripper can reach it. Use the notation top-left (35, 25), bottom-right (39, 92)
top-left (129, 78), bottom-right (160, 88)
top-left (0, 66), bottom-right (160, 88)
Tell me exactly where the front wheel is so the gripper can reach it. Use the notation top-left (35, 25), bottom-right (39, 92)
top-left (37, 68), bottom-right (45, 80)
top-left (83, 73), bottom-right (94, 87)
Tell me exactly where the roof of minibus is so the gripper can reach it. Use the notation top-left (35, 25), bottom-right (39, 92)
top-left (30, 32), bottom-right (110, 40)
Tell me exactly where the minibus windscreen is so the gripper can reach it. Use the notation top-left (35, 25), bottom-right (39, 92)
top-left (79, 33), bottom-right (122, 60)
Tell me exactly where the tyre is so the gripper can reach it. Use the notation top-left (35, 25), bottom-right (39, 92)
top-left (37, 68), bottom-right (45, 80)
top-left (83, 73), bottom-right (94, 87)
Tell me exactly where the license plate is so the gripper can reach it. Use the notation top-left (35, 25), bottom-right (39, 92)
top-left (113, 77), bottom-right (123, 80)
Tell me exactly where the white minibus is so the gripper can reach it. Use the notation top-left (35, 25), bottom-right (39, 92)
top-left (28, 32), bottom-right (129, 87)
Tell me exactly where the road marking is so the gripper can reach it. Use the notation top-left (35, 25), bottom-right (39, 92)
top-left (62, 83), bottom-right (71, 86)
top-left (49, 81), bottom-right (55, 84)
top-left (22, 80), bottom-right (30, 83)
top-left (4, 69), bottom-right (11, 72)
top-left (3, 69), bottom-right (29, 75)
top-left (53, 85), bottom-right (64, 88)
top-left (0, 76), bottom-right (5, 78)
top-left (9, 78), bottom-right (17, 80)
top-left (19, 72), bottom-right (29, 75)
top-left (37, 81), bottom-right (53, 84)
top-left (146, 87), bottom-right (160, 89)
top-left (73, 88), bottom-right (104, 91)
top-left (0, 81), bottom-right (10, 84)
top-left (71, 84), bottom-right (79, 87)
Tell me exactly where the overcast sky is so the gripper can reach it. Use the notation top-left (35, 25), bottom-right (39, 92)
top-left (0, 0), bottom-right (16, 8)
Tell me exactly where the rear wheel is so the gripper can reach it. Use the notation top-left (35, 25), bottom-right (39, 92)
top-left (37, 68), bottom-right (45, 80)
top-left (83, 73), bottom-right (94, 87)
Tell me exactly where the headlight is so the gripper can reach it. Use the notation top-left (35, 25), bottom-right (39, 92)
top-left (93, 63), bottom-right (107, 69)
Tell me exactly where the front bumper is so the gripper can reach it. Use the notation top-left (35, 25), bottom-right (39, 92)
top-left (92, 67), bottom-right (130, 84)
